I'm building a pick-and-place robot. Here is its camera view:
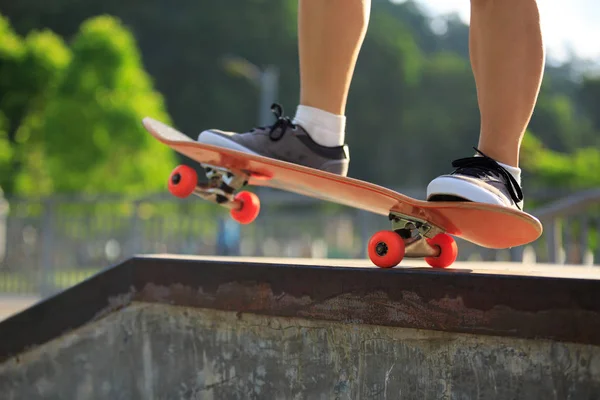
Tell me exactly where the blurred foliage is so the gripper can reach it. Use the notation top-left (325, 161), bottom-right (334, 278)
top-left (0, 0), bottom-right (599, 197)
top-left (0, 14), bottom-right (174, 196)
top-left (522, 134), bottom-right (600, 189)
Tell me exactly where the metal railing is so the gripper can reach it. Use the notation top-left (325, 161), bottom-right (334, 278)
top-left (530, 189), bottom-right (600, 264)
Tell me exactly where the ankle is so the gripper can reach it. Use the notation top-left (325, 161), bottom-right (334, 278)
top-left (292, 105), bottom-right (346, 147)
top-left (497, 161), bottom-right (521, 186)
top-left (474, 151), bottom-right (521, 185)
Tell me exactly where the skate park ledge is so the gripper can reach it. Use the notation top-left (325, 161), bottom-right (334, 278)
top-left (1, 255), bottom-right (600, 398)
top-left (3, 255), bottom-right (600, 359)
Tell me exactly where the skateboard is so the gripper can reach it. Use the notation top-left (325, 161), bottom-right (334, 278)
top-left (142, 117), bottom-right (543, 269)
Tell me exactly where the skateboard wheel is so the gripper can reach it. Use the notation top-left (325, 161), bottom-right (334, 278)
top-left (368, 230), bottom-right (405, 268)
top-left (231, 191), bottom-right (260, 224)
top-left (168, 165), bottom-right (198, 198)
top-left (425, 233), bottom-right (458, 268)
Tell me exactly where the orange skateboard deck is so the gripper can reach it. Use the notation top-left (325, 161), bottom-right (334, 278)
top-left (142, 117), bottom-right (543, 269)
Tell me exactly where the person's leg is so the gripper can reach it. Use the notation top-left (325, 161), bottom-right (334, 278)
top-left (293, 0), bottom-right (370, 146)
top-left (472, 0), bottom-right (545, 167)
top-left (427, 0), bottom-right (544, 210)
top-left (198, 0), bottom-right (370, 175)
top-left (298, 0), bottom-right (370, 113)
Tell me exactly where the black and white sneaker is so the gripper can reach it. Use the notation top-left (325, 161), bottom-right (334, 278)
top-left (426, 148), bottom-right (524, 210)
top-left (197, 103), bottom-right (350, 176)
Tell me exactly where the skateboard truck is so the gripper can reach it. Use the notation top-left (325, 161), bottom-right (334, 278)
top-left (389, 212), bottom-right (444, 257)
top-left (167, 164), bottom-right (261, 224)
top-left (367, 212), bottom-right (458, 269)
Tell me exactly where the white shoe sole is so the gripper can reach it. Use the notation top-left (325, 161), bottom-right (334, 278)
top-left (426, 176), bottom-right (512, 207)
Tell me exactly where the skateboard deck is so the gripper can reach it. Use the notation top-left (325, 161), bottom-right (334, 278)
top-left (142, 117), bottom-right (543, 269)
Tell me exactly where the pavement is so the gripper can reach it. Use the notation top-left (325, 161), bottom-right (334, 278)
top-left (0, 294), bottom-right (40, 321)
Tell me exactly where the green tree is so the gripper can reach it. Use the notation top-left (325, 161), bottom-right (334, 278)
top-left (0, 14), bottom-right (70, 193)
top-left (399, 51), bottom-right (480, 184)
top-left (2, 0), bottom-right (599, 192)
top-left (521, 133), bottom-right (600, 189)
top-left (1, 14), bottom-right (175, 195)
top-left (578, 75), bottom-right (600, 137)
top-left (0, 113), bottom-right (11, 182)
top-left (521, 70), bottom-right (600, 191)
top-left (346, 8), bottom-right (424, 184)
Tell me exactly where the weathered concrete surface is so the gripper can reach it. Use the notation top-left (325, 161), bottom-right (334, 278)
top-left (2, 256), bottom-right (600, 399)
top-left (1, 302), bottom-right (599, 400)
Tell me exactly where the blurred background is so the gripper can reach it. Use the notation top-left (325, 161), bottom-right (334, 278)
top-left (0, 0), bottom-right (599, 315)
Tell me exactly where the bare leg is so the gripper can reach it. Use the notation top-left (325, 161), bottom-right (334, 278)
top-left (470, 0), bottom-right (545, 167)
top-left (298, 0), bottom-right (371, 115)
top-left (427, 0), bottom-right (544, 209)
top-left (197, 0), bottom-right (369, 174)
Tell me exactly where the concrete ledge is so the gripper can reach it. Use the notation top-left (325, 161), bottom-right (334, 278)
top-left (2, 255), bottom-right (600, 364)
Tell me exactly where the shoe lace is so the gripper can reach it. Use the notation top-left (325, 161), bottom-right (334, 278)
top-left (251, 103), bottom-right (296, 141)
top-left (451, 147), bottom-right (523, 209)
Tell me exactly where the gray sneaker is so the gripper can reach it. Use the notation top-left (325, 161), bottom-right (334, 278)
top-left (426, 148), bottom-right (524, 210)
top-left (197, 103), bottom-right (350, 176)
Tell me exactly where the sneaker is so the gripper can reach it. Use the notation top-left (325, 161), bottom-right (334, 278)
top-left (197, 103), bottom-right (350, 176)
top-left (426, 148), bottom-right (524, 210)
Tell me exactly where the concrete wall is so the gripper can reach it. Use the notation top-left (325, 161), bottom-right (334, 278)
top-left (1, 302), bottom-right (599, 399)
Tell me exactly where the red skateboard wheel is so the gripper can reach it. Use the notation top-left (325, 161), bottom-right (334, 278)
top-left (230, 191), bottom-right (260, 224)
top-left (168, 165), bottom-right (197, 198)
top-left (368, 230), bottom-right (405, 268)
top-left (425, 233), bottom-right (458, 268)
